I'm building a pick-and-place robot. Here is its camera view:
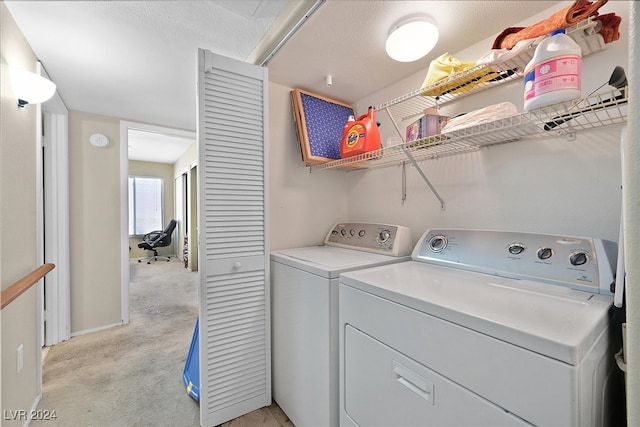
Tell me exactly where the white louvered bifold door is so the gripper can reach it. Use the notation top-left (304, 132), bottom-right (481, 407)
top-left (196, 49), bottom-right (270, 427)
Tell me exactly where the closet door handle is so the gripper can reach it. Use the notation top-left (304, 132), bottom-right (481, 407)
top-left (393, 361), bottom-right (434, 405)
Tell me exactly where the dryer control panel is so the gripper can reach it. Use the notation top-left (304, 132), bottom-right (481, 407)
top-left (413, 229), bottom-right (617, 294)
top-left (325, 223), bottom-right (412, 257)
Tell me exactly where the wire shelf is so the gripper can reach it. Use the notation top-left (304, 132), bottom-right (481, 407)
top-left (310, 87), bottom-right (627, 172)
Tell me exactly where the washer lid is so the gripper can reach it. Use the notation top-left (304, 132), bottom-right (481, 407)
top-left (340, 261), bottom-right (613, 365)
top-left (271, 246), bottom-right (407, 279)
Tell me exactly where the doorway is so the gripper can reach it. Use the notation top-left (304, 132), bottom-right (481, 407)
top-left (119, 121), bottom-right (196, 323)
top-left (175, 172), bottom-right (187, 266)
top-left (188, 164), bottom-right (198, 271)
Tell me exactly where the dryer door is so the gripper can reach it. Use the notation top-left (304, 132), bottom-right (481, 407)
top-left (342, 325), bottom-right (530, 426)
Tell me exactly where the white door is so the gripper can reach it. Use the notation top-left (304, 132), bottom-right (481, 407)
top-left (196, 49), bottom-right (270, 426)
top-left (41, 65), bottom-right (71, 347)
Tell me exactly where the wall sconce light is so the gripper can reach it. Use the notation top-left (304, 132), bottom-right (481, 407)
top-left (9, 66), bottom-right (57, 108)
top-left (386, 17), bottom-right (439, 62)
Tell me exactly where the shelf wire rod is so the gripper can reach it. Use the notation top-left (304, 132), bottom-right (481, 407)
top-left (383, 107), bottom-right (446, 210)
top-left (402, 161), bottom-right (406, 204)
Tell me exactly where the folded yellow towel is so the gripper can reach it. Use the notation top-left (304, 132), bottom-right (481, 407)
top-left (421, 53), bottom-right (475, 86)
top-left (420, 53), bottom-right (501, 97)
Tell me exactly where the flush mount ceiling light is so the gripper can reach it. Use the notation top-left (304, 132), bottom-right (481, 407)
top-left (9, 66), bottom-right (56, 108)
top-left (386, 18), bottom-right (439, 62)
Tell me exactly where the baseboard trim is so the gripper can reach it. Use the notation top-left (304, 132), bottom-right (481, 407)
top-left (71, 321), bottom-right (125, 338)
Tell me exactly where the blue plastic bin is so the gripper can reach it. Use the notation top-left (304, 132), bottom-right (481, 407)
top-left (183, 318), bottom-right (200, 402)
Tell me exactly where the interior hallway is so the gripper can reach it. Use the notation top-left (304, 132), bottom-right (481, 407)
top-left (33, 258), bottom-right (291, 427)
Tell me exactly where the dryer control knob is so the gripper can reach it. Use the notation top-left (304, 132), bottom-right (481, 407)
top-left (428, 235), bottom-right (448, 252)
top-left (537, 247), bottom-right (553, 260)
top-left (569, 251), bottom-right (588, 266)
top-left (377, 230), bottom-right (391, 245)
top-left (508, 244), bottom-right (526, 255)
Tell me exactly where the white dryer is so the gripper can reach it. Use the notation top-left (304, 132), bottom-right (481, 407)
top-left (339, 228), bottom-right (624, 426)
top-left (271, 222), bottom-right (412, 427)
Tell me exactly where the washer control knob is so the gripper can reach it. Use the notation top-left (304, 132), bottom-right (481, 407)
top-left (349, 229), bottom-right (356, 237)
top-left (377, 230), bottom-right (391, 245)
top-left (537, 247), bottom-right (553, 260)
top-left (340, 229), bottom-right (346, 236)
top-left (569, 251), bottom-right (589, 266)
top-left (508, 243), bottom-right (525, 255)
top-left (358, 229), bottom-right (366, 238)
top-left (428, 235), bottom-right (448, 252)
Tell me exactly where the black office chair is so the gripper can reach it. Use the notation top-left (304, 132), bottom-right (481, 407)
top-left (137, 219), bottom-right (177, 264)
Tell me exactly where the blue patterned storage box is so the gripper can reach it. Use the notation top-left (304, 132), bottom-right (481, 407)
top-left (291, 89), bottom-right (355, 164)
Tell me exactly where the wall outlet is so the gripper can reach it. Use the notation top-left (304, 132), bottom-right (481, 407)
top-left (17, 344), bottom-right (23, 373)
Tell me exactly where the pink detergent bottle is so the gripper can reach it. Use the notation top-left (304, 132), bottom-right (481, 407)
top-left (524, 29), bottom-right (582, 112)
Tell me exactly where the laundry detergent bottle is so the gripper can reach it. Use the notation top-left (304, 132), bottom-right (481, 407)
top-left (524, 29), bottom-right (582, 112)
top-left (340, 107), bottom-right (381, 158)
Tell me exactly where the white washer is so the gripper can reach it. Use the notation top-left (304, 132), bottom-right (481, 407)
top-left (339, 228), bottom-right (624, 427)
top-left (271, 222), bottom-right (412, 427)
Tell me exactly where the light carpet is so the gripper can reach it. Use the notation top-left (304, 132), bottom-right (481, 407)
top-left (32, 258), bottom-right (291, 427)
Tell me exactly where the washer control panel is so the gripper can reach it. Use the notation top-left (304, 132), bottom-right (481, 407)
top-left (325, 223), bottom-right (412, 257)
top-left (413, 229), bottom-right (617, 294)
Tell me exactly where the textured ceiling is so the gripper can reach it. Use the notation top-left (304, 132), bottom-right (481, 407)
top-left (5, 0), bottom-right (294, 132)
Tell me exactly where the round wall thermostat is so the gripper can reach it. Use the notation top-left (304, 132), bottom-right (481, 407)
top-left (89, 133), bottom-right (110, 148)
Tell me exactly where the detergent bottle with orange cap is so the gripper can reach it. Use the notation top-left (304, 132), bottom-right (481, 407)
top-left (340, 107), bottom-right (381, 158)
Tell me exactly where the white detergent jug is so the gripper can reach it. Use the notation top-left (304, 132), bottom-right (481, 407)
top-left (524, 29), bottom-right (582, 112)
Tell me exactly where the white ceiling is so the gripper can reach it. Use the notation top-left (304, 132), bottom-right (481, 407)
top-left (127, 129), bottom-right (195, 164)
top-left (5, 0), bottom-right (559, 163)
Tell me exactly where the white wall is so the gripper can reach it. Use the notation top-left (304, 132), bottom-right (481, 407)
top-left (1, 2), bottom-right (42, 422)
top-left (625, 3), bottom-right (638, 423)
top-left (68, 110), bottom-right (123, 334)
top-left (269, 81), bottom-right (349, 250)
top-left (349, 1), bottom-right (629, 246)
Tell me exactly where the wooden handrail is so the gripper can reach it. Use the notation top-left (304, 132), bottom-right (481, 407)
top-left (1, 263), bottom-right (55, 310)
